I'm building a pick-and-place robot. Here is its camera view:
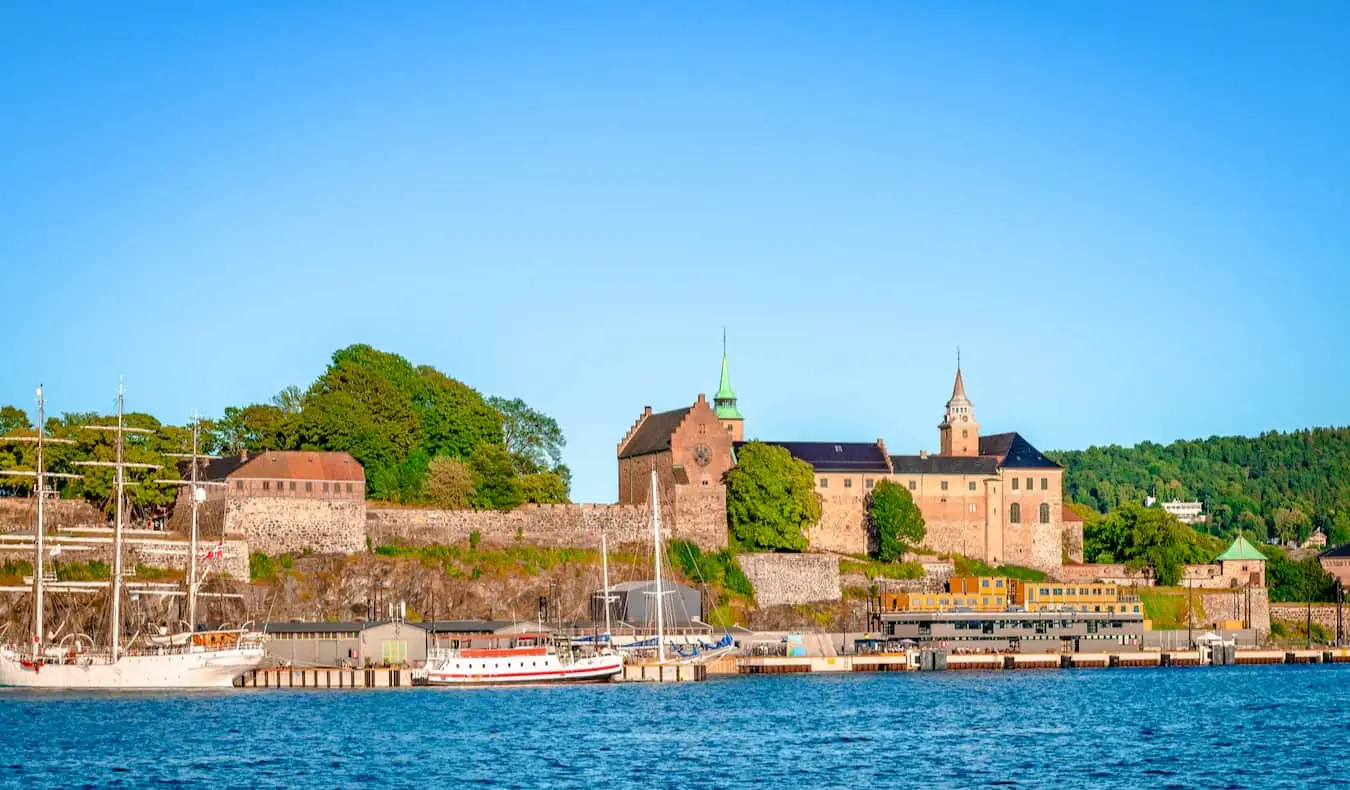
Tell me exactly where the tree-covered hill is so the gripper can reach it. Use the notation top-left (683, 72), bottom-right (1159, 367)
top-left (1050, 427), bottom-right (1350, 545)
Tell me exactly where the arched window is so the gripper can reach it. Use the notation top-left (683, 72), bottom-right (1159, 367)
top-left (1040, 503), bottom-right (1050, 524)
top-left (1009, 503), bottom-right (1020, 524)
top-left (962, 430), bottom-right (968, 439)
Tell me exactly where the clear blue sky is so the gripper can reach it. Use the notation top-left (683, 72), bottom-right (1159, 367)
top-left (2, 2), bottom-right (1347, 504)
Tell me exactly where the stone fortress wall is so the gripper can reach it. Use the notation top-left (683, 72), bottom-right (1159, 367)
top-left (737, 553), bottom-right (841, 606)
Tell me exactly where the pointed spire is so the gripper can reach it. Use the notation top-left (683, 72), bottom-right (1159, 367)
top-left (952, 348), bottom-right (966, 400)
top-left (714, 331), bottom-right (742, 420)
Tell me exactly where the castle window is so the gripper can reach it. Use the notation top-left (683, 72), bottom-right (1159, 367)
top-left (1012, 478), bottom-right (1019, 491)
top-left (289, 481), bottom-right (296, 491)
top-left (968, 503), bottom-right (976, 513)
top-left (968, 482), bottom-right (976, 492)
top-left (323, 482), bottom-right (330, 493)
top-left (701, 480), bottom-right (709, 487)
top-left (262, 481), bottom-right (270, 491)
top-left (844, 478), bottom-right (853, 489)
top-left (908, 481), bottom-right (916, 491)
top-left (1040, 503), bottom-right (1050, 524)
top-left (235, 480), bottom-right (243, 491)
top-left (306, 482), bottom-right (313, 492)
top-left (1025, 477), bottom-right (1033, 491)
top-left (962, 430), bottom-right (968, 439)
top-left (346, 483), bottom-right (353, 493)
top-left (940, 481), bottom-right (948, 491)
top-left (1010, 503), bottom-right (1021, 523)
top-left (865, 479), bottom-right (873, 489)
top-left (1041, 477), bottom-right (1048, 490)
top-left (819, 478), bottom-right (828, 488)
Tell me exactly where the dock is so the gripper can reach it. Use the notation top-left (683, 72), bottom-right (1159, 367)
top-left (736, 647), bottom-right (1350, 674)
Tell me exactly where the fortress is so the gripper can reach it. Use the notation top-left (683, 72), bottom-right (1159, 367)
top-left (616, 348), bottom-right (1082, 571)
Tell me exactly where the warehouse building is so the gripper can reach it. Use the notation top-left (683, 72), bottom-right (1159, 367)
top-left (591, 580), bottom-right (702, 627)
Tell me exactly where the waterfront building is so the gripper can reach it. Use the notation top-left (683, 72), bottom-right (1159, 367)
top-left (875, 610), bottom-right (1144, 653)
top-left (590, 580), bottom-right (702, 627)
top-left (1181, 535), bottom-right (1268, 588)
top-left (1011, 581), bottom-right (1141, 614)
top-left (879, 577), bottom-right (1010, 613)
top-left (262, 620), bottom-right (426, 667)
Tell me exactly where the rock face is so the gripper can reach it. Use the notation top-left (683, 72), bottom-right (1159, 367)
top-left (736, 553), bottom-right (841, 606)
top-left (226, 497), bottom-right (365, 555)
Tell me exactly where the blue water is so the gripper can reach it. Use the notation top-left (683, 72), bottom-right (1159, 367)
top-left (1, 666), bottom-right (1346, 788)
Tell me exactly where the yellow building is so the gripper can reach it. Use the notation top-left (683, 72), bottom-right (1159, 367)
top-left (879, 577), bottom-right (1009, 613)
top-left (1012, 581), bottom-right (1141, 615)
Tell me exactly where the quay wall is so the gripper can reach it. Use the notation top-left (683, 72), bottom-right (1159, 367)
top-left (737, 553), bottom-right (840, 606)
top-left (1270, 603), bottom-right (1343, 633)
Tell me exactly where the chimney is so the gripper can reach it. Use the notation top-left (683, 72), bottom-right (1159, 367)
top-left (644, 406), bottom-right (652, 416)
top-left (919, 449), bottom-right (928, 460)
top-left (240, 449), bottom-right (248, 462)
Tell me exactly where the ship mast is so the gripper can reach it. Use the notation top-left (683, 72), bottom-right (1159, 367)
top-left (1, 386), bottom-right (78, 659)
top-left (161, 414), bottom-right (223, 634)
top-left (76, 384), bottom-right (157, 662)
top-left (651, 469), bottom-right (665, 664)
top-left (601, 530), bottom-right (612, 643)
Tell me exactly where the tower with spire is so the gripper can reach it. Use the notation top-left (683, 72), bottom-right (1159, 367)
top-left (714, 330), bottom-right (744, 441)
top-left (939, 350), bottom-right (979, 457)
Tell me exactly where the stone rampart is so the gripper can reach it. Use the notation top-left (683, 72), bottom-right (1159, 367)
top-left (671, 484), bottom-right (729, 550)
top-left (226, 497), bottom-right (365, 555)
top-left (367, 503), bottom-right (652, 549)
top-left (0, 498), bottom-right (106, 533)
top-left (736, 553), bottom-right (841, 606)
top-left (1270, 602), bottom-right (1342, 634)
top-left (1204, 588), bottom-right (1271, 635)
top-left (1055, 563), bottom-right (1155, 586)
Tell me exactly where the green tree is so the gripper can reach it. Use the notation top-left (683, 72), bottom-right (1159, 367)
top-left (270, 385), bottom-right (305, 416)
top-left (519, 471), bottom-right (569, 504)
top-left (868, 479), bottom-right (926, 561)
top-left (1084, 504), bottom-right (1221, 585)
top-left (423, 456), bottom-right (476, 509)
top-left (488, 396), bottom-right (566, 474)
top-left (1265, 548), bottom-right (1337, 603)
top-left (467, 443), bottom-right (522, 510)
top-left (1329, 511), bottom-right (1350, 548)
top-left (214, 404), bottom-right (294, 454)
top-left (0, 405), bottom-right (31, 436)
top-left (724, 442), bottom-right (820, 552)
top-left (414, 366), bottom-right (504, 460)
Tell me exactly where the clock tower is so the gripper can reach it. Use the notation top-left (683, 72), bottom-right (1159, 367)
top-left (939, 361), bottom-right (979, 457)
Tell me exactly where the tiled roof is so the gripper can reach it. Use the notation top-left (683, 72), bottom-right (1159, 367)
top-left (1061, 507), bottom-right (1085, 523)
top-left (231, 451), bottom-right (366, 482)
top-left (618, 407), bottom-right (692, 459)
top-left (741, 441), bottom-right (890, 473)
top-left (1319, 543), bottom-right (1350, 559)
top-left (890, 455), bottom-right (998, 475)
top-left (980, 432), bottom-right (1061, 469)
top-left (1216, 535), bottom-right (1267, 562)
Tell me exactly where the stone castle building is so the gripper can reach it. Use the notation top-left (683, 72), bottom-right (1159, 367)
top-left (621, 348), bottom-right (1083, 570)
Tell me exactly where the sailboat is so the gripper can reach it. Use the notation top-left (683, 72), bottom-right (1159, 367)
top-left (0, 385), bottom-right (267, 689)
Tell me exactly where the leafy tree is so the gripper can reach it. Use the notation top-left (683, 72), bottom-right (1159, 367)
top-left (424, 456), bottom-right (476, 509)
top-left (1264, 547), bottom-right (1337, 603)
top-left (724, 442), bottom-right (820, 552)
top-left (1084, 504), bottom-right (1222, 585)
top-left (415, 367), bottom-right (504, 460)
top-left (1329, 512), bottom-right (1350, 548)
top-left (270, 385), bottom-right (305, 416)
top-left (214, 404), bottom-right (294, 454)
top-left (61, 412), bottom-right (181, 517)
top-left (0, 405), bottom-right (31, 436)
top-left (467, 443), bottom-right (522, 510)
top-left (868, 479), bottom-right (926, 561)
top-left (519, 471), bottom-right (569, 504)
top-left (489, 396), bottom-right (566, 474)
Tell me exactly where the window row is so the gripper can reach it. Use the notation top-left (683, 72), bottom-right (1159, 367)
top-left (1010, 477), bottom-right (1050, 491)
top-left (1008, 503), bottom-right (1052, 524)
top-left (235, 480), bottom-right (356, 494)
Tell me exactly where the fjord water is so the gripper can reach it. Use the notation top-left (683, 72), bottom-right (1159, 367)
top-left (1, 666), bottom-right (1342, 789)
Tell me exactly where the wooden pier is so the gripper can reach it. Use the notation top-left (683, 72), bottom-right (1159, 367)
top-left (238, 667), bottom-right (415, 689)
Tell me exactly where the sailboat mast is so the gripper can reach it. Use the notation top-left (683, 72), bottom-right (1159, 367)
top-left (650, 470), bottom-right (665, 663)
top-left (188, 416), bottom-right (200, 632)
top-left (601, 530), bottom-right (612, 641)
top-left (110, 386), bottom-right (125, 663)
top-left (33, 386), bottom-right (46, 660)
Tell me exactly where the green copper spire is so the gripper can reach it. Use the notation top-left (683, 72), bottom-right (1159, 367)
top-left (714, 330), bottom-right (743, 420)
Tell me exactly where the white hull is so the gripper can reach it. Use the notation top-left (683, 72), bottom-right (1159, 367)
top-left (0, 647), bottom-right (267, 690)
top-left (425, 652), bottom-right (624, 685)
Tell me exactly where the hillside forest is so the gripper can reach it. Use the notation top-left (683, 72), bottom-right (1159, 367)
top-left (0, 345), bottom-right (570, 513)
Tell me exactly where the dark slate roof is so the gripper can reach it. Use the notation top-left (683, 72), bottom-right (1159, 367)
top-left (1319, 543), bottom-right (1350, 559)
top-left (177, 454), bottom-right (251, 482)
top-left (890, 455), bottom-right (999, 475)
top-left (420, 620), bottom-right (515, 634)
top-left (619, 407), bottom-right (692, 459)
top-left (979, 432), bottom-right (1061, 469)
top-left (262, 621), bottom-right (381, 634)
top-left (738, 441), bottom-right (890, 473)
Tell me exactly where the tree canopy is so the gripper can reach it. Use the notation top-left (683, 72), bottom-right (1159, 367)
top-left (1052, 427), bottom-right (1350, 545)
top-left (868, 480), bottom-right (926, 562)
top-left (1083, 504), bottom-right (1222, 585)
top-left (724, 442), bottom-right (821, 552)
top-left (0, 343), bottom-right (570, 514)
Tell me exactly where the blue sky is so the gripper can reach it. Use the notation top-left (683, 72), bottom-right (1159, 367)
top-left (2, 2), bottom-right (1346, 504)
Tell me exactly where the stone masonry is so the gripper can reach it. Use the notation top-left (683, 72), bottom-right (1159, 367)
top-left (0, 535), bottom-right (249, 581)
top-left (0, 498), bottom-right (106, 534)
top-left (226, 497), bottom-right (366, 555)
top-left (736, 553), bottom-right (841, 606)
top-left (367, 503), bottom-right (651, 549)
top-left (1270, 602), bottom-right (1342, 635)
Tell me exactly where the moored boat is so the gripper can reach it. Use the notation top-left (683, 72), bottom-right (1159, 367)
top-left (423, 633), bottom-right (623, 685)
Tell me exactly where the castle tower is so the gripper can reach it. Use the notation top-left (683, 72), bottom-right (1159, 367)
top-left (939, 357), bottom-right (979, 456)
top-left (713, 333), bottom-right (744, 441)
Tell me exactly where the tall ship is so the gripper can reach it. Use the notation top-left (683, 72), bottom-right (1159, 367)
top-left (0, 385), bottom-right (266, 689)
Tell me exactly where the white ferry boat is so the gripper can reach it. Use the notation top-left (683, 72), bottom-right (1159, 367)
top-left (423, 633), bottom-right (623, 685)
